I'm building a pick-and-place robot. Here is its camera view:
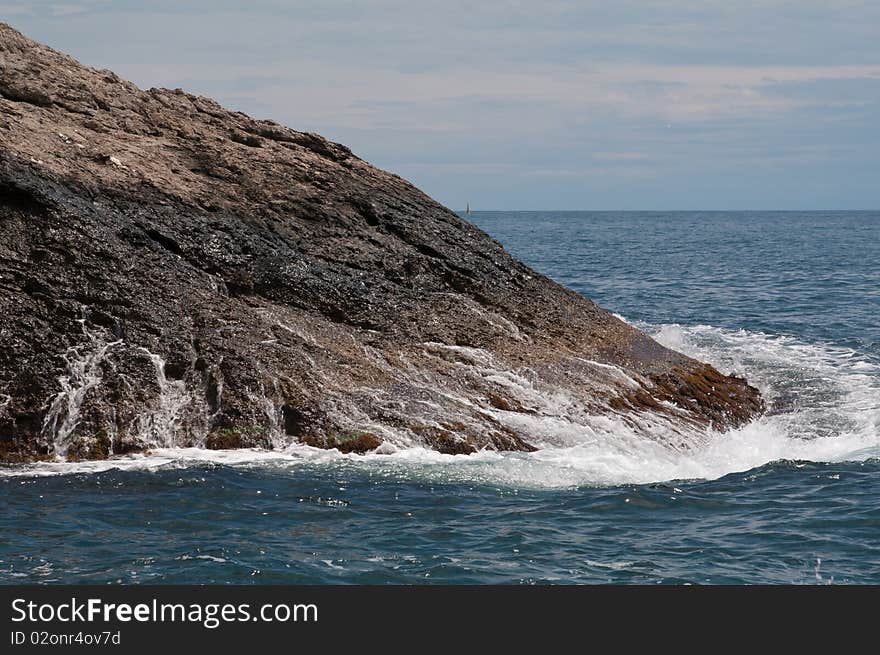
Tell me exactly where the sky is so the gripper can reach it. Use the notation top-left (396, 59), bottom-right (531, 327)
top-left (4, 1), bottom-right (880, 209)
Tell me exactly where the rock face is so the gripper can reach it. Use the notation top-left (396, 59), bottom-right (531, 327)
top-left (0, 24), bottom-right (763, 463)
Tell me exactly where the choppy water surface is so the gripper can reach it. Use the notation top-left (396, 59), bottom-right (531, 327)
top-left (3, 211), bottom-right (879, 584)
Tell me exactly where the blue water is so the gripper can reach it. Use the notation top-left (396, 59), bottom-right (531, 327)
top-left (2, 211), bottom-right (879, 584)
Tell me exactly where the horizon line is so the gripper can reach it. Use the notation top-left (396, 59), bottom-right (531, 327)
top-left (454, 208), bottom-right (880, 213)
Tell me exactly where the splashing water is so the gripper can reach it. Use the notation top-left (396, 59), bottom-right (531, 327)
top-left (4, 211), bottom-right (880, 585)
top-left (7, 211), bottom-right (880, 487)
top-left (11, 320), bottom-right (879, 488)
top-left (131, 348), bottom-right (194, 449)
top-left (39, 320), bottom-right (121, 457)
top-left (247, 376), bottom-right (288, 449)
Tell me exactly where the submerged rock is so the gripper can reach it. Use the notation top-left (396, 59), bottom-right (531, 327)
top-left (0, 23), bottom-right (763, 462)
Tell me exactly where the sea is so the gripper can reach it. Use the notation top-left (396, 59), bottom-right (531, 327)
top-left (2, 211), bottom-right (878, 584)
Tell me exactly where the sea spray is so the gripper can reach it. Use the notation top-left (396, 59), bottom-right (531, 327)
top-left (11, 322), bottom-right (879, 487)
top-left (131, 348), bottom-right (194, 449)
top-left (40, 320), bottom-right (122, 458)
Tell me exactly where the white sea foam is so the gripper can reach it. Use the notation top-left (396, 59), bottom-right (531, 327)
top-left (5, 323), bottom-right (878, 487)
top-left (39, 320), bottom-right (121, 457)
top-left (131, 348), bottom-right (194, 449)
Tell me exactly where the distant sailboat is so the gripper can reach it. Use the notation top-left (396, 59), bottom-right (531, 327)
top-left (466, 202), bottom-right (471, 215)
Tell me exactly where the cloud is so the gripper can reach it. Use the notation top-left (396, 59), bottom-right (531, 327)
top-left (7, 1), bottom-right (880, 208)
top-left (50, 4), bottom-right (90, 17)
top-left (0, 3), bottom-right (34, 16)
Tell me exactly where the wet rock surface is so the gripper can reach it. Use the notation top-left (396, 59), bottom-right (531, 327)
top-left (0, 24), bottom-right (763, 462)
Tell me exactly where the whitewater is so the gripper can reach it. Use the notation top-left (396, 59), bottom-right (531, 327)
top-left (4, 210), bottom-right (879, 584)
top-left (4, 319), bottom-right (877, 489)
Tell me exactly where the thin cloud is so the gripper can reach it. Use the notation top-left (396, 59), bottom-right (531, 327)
top-left (7, 1), bottom-right (880, 208)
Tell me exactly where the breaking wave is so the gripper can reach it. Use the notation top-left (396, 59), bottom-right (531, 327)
top-left (4, 320), bottom-right (879, 488)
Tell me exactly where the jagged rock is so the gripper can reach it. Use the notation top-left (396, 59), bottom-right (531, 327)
top-left (0, 23), bottom-right (763, 462)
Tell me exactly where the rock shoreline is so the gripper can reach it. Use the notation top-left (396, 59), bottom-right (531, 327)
top-left (0, 23), bottom-right (763, 462)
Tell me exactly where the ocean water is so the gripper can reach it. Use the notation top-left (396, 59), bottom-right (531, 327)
top-left (2, 211), bottom-right (879, 584)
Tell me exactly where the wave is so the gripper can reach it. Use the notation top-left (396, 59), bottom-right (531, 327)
top-left (4, 321), bottom-right (879, 488)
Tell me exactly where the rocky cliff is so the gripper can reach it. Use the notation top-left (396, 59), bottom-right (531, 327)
top-left (0, 24), bottom-right (763, 462)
